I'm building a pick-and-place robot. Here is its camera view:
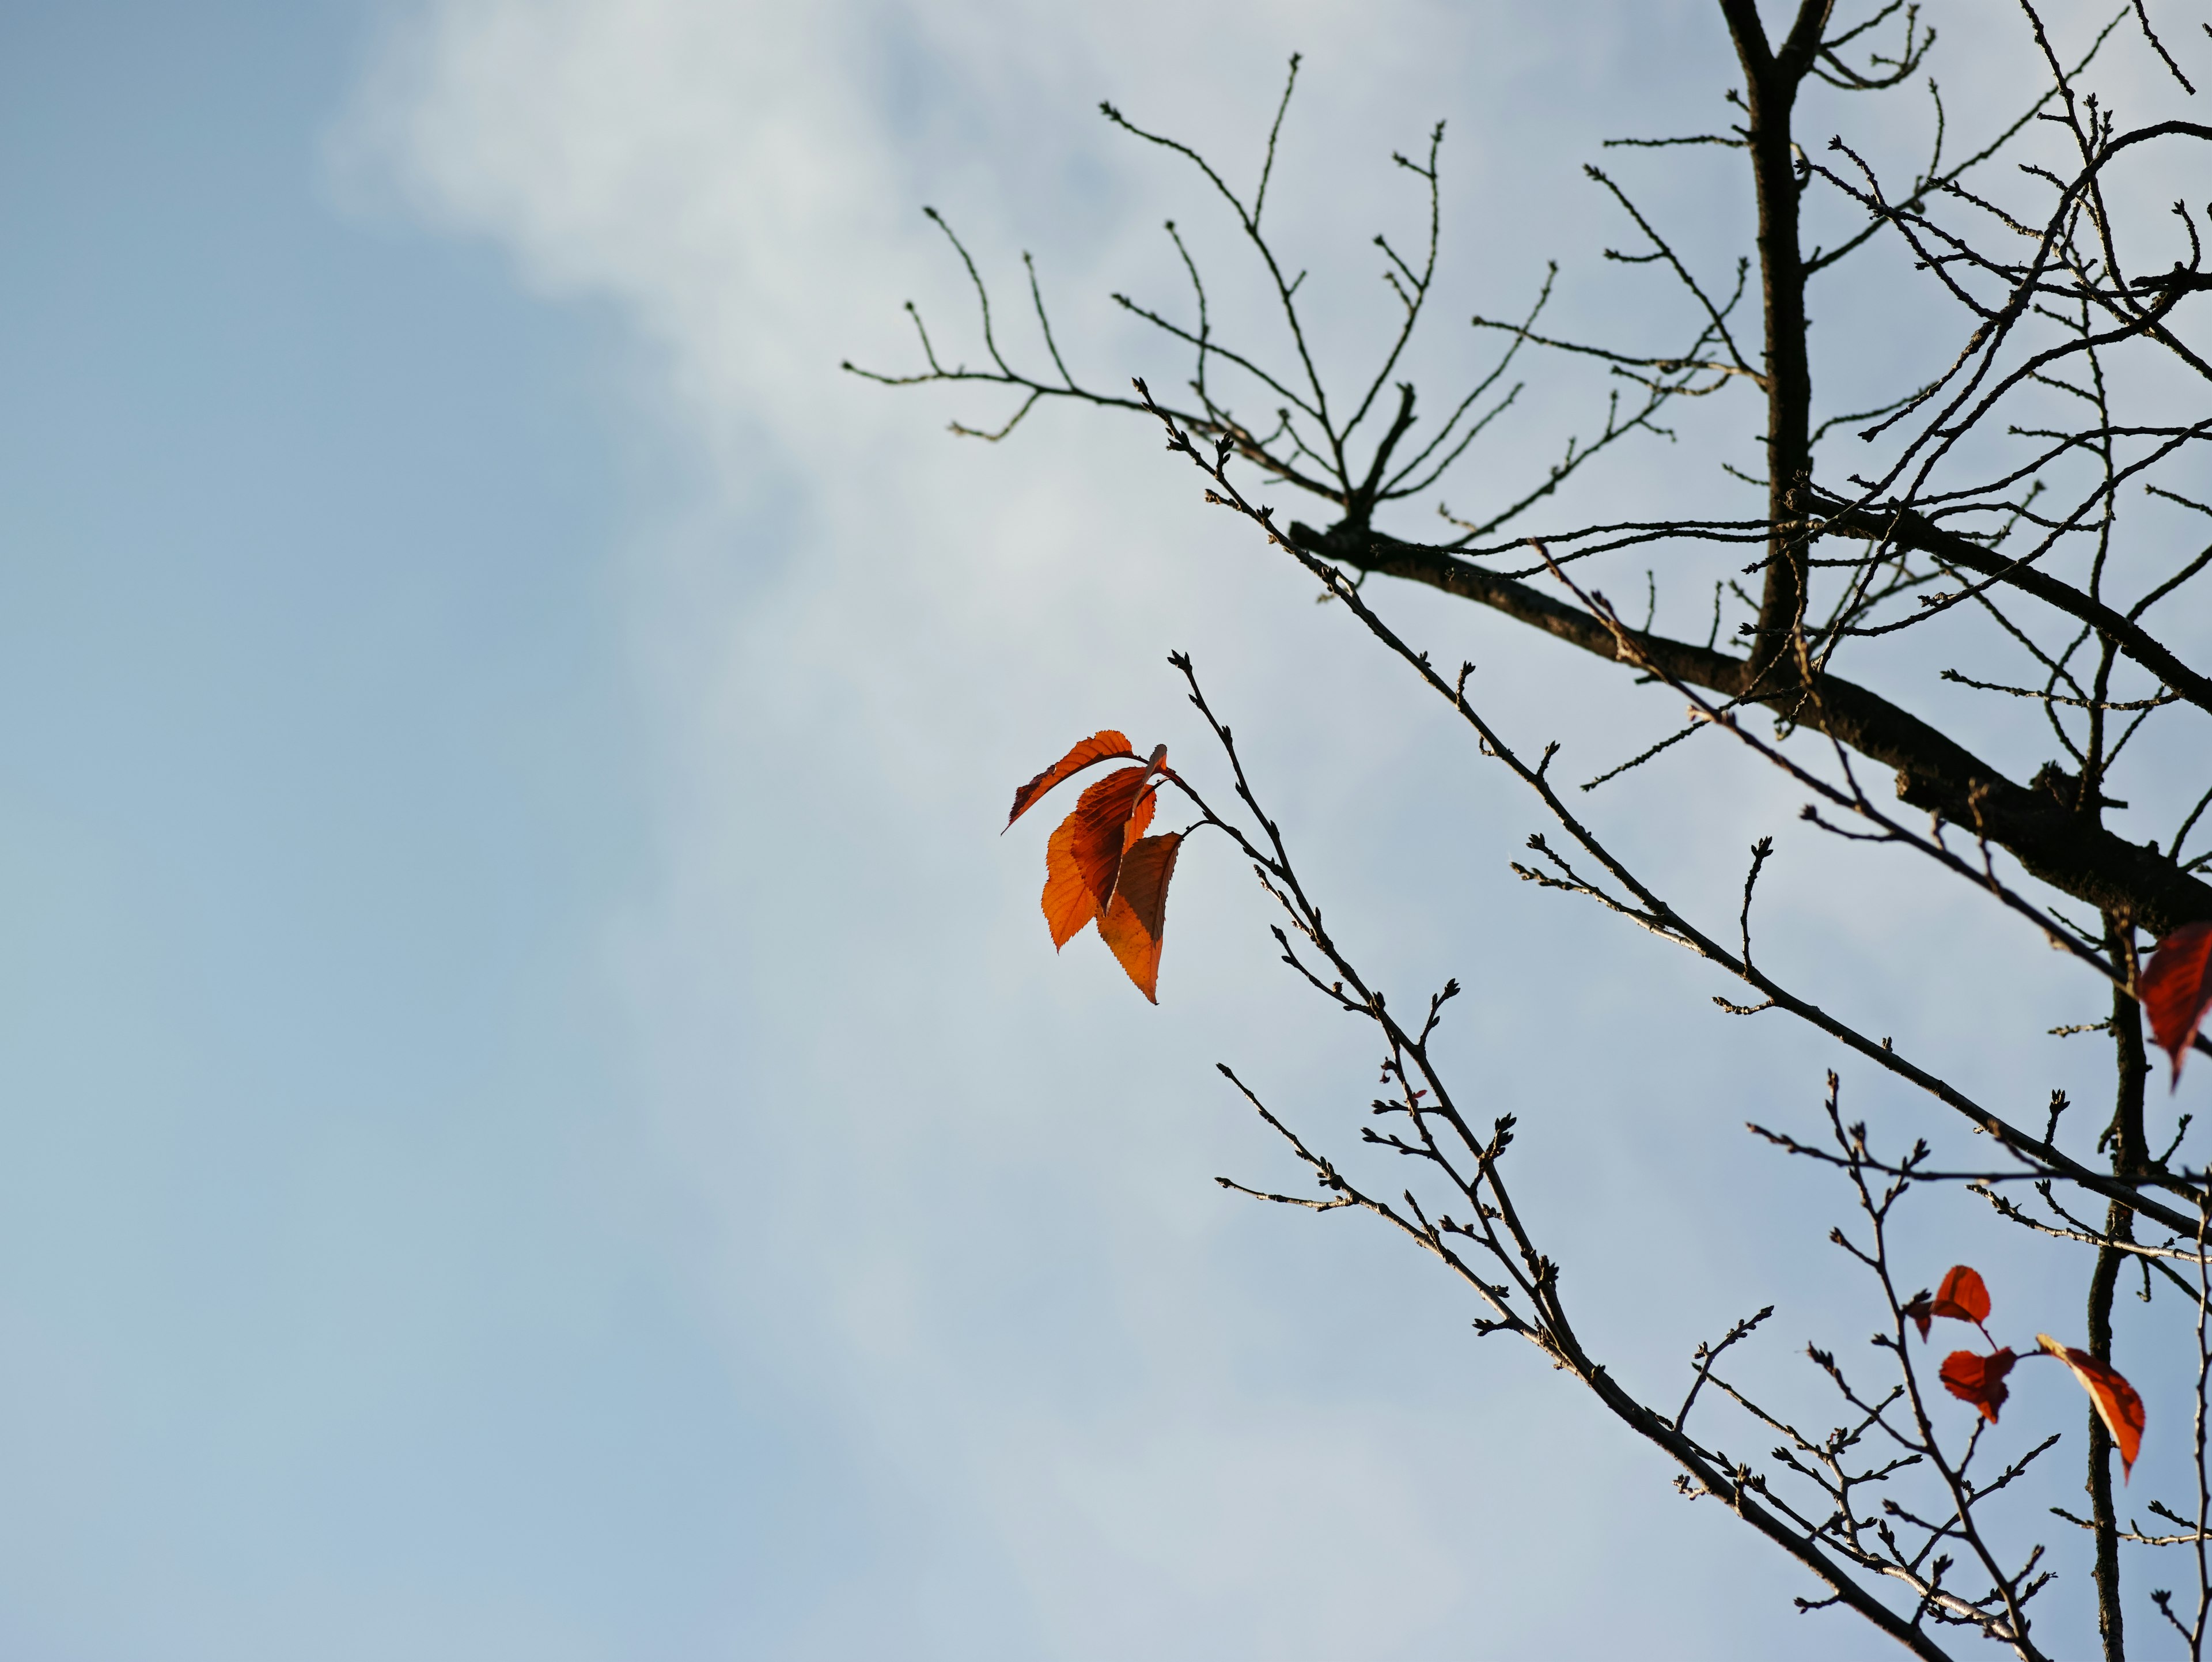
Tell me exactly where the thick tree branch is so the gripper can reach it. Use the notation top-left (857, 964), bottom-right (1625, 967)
top-left (1719, 0), bottom-right (1833, 679)
top-left (1296, 520), bottom-right (2212, 936)
top-left (1813, 493), bottom-right (2212, 719)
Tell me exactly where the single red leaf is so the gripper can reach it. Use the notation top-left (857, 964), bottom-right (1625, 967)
top-left (1005, 731), bottom-right (1136, 830)
top-left (1097, 833), bottom-right (1181, 1002)
top-left (1929, 1265), bottom-right (1991, 1326)
top-left (2143, 919), bottom-right (2212, 1087)
top-left (1940, 1348), bottom-right (2017, 1424)
top-left (1040, 771), bottom-right (1158, 948)
top-left (2037, 1335), bottom-right (2146, 1479)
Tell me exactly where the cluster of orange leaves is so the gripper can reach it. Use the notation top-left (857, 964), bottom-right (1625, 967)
top-left (998, 737), bottom-right (2204, 1468)
top-left (1005, 732), bottom-right (1183, 1002)
top-left (1908, 1265), bottom-right (2145, 1478)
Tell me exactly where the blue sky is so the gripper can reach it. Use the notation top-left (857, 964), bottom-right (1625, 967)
top-left (0, 5), bottom-right (787, 1655)
top-left (1, 1), bottom-right (2205, 1656)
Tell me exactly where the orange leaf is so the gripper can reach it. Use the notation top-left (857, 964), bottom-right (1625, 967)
top-left (1097, 833), bottom-right (1181, 1002)
top-left (1005, 731), bottom-right (1136, 830)
top-left (1940, 1348), bottom-right (2017, 1424)
top-left (1931, 1265), bottom-right (1991, 1326)
top-left (1040, 768), bottom-right (1158, 948)
top-left (1041, 817), bottom-right (1098, 948)
top-left (2144, 919), bottom-right (2212, 1087)
top-left (1905, 1265), bottom-right (1991, 1339)
top-left (1067, 765), bottom-right (1159, 910)
top-left (2036, 1335), bottom-right (2146, 1479)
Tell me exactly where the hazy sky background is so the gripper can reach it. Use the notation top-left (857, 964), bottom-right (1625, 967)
top-left (2, 2), bottom-right (2205, 1657)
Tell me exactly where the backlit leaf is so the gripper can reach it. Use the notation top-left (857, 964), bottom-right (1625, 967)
top-left (1006, 732), bottom-right (1181, 1001)
top-left (1097, 833), bottom-right (1182, 1002)
top-left (2144, 919), bottom-right (2212, 1087)
top-left (1005, 731), bottom-right (1136, 830)
top-left (1931, 1265), bottom-right (1991, 1326)
top-left (1940, 1348), bottom-right (2017, 1424)
top-left (1064, 765), bottom-right (1159, 915)
top-left (1904, 1265), bottom-right (1991, 1339)
top-left (1041, 817), bottom-right (1098, 948)
top-left (1040, 768), bottom-right (1157, 948)
top-left (2036, 1335), bottom-right (2146, 1479)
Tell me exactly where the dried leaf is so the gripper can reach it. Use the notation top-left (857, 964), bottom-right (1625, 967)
top-left (1005, 731), bottom-right (1135, 830)
top-left (1040, 768), bottom-right (1157, 948)
top-left (1097, 833), bottom-right (1181, 1002)
top-left (2143, 919), bottom-right (2212, 1087)
top-left (2036, 1335), bottom-right (2146, 1479)
top-left (1940, 1348), bottom-right (2017, 1424)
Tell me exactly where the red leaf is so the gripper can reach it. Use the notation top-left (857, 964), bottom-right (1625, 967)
top-left (1039, 765), bottom-right (1158, 948)
top-left (1097, 833), bottom-right (1181, 1002)
top-left (2144, 919), bottom-right (2212, 1087)
top-left (1940, 1348), bottom-right (2017, 1424)
top-left (2037, 1335), bottom-right (2146, 1479)
top-left (1930, 1265), bottom-right (1991, 1326)
top-left (1005, 731), bottom-right (1137, 830)
top-left (1905, 1265), bottom-right (1991, 1339)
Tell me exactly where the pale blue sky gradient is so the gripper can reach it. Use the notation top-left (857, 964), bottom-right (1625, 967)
top-left (2, 2), bottom-right (2205, 1656)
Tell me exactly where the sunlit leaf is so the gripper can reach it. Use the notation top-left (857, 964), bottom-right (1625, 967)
top-left (1940, 1348), bottom-right (2016, 1424)
top-left (1904, 1265), bottom-right (1990, 1339)
top-left (1071, 765), bottom-right (1157, 903)
top-left (1931, 1265), bottom-right (1990, 1324)
top-left (1005, 730), bottom-right (1136, 830)
top-left (1039, 762), bottom-right (1157, 948)
top-left (1041, 817), bottom-right (1099, 948)
top-left (2036, 1335), bottom-right (2145, 1479)
top-left (1097, 833), bottom-right (1182, 1002)
top-left (1008, 733), bottom-right (1180, 1001)
top-left (2144, 919), bottom-right (2212, 1087)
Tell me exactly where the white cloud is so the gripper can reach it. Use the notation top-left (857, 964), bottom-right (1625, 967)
top-left (346, 2), bottom-right (2207, 1653)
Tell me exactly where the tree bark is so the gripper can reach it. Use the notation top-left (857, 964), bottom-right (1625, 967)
top-left (1717, 0), bottom-right (1833, 682)
top-left (1294, 521), bottom-right (2212, 937)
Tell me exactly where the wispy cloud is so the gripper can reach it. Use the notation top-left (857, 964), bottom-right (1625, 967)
top-left (344, 1), bottom-right (2183, 1652)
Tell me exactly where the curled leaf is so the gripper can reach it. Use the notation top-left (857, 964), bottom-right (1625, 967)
top-left (2036, 1335), bottom-right (2145, 1479)
top-left (1097, 832), bottom-right (1181, 1002)
top-left (1940, 1348), bottom-right (2017, 1424)
top-left (2143, 919), bottom-right (2212, 1088)
top-left (1005, 731), bottom-right (1136, 830)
